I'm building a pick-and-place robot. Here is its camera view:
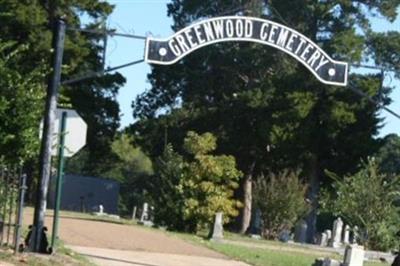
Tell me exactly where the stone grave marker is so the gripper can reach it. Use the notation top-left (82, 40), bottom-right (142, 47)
top-left (294, 220), bottom-right (307, 243)
top-left (343, 244), bottom-right (365, 266)
top-left (330, 218), bottom-right (343, 248)
top-left (343, 224), bottom-right (350, 244)
top-left (140, 202), bottom-right (149, 222)
top-left (211, 212), bottom-right (224, 241)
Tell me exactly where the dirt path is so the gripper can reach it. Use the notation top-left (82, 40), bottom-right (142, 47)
top-left (23, 209), bottom-right (249, 265)
top-left (70, 246), bottom-right (250, 266)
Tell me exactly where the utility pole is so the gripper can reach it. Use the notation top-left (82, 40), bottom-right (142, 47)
top-left (31, 18), bottom-right (66, 253)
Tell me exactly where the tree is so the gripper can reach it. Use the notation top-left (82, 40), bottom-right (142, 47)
top-left (132, 0), bottom-right (398, 238)
top-left (320, 158), bottom-right (400, 251)
top-left (0, 0), bottom-right (125, 176)
top-left (375, 134), bottom-right (400, 176)
top-left (253, 170), bottom-right (310, 240)
top-left (150, 144), bottom-right (186, 230)
top-left (104, 134), bottom-right (153, 215)
top-left (0, 42), bottom-right (46, 164)
top-left (150, 131), bottom-right (242, 232)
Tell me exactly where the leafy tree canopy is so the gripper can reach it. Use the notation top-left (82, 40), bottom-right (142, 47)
top-left (320, 158), bottom-right (400, 251)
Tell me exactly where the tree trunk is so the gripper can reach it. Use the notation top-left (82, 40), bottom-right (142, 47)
top-left (305, 154), bottom-right (320, 243)
top-left (240, 162), bottom-right (256, 234)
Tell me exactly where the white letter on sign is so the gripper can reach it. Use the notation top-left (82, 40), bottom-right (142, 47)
top-left (226, 20), bottom-right (234, 37)
top-left (236, 20), bottom-right (244, 37)
top-left (168, 39), bottom-right (182, 56)
top-left (260, 23), bottom-right (269, 40)
top-left (245, 19), bottom-right (253, 38)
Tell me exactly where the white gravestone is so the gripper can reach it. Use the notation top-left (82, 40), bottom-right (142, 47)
top-left (343, 224), bottom-right (350, 244)
top-left (351, 226), bottom-right (359, 244)
top-left (99, 204), bottom-right (104, 214)
top-left (319, 232), bottom-right (328, 247)
top-left (330, 218), bottom-right (343, 248)
top-left (343, 244), bottom-right (365, 266)
top-left (211, 212), bottom-right (224, 241)
top-left (325, 229), bottom-right (332, 244)
top-left (140, 202), bottom-right (149, 222)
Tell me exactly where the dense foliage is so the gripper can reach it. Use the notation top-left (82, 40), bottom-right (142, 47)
top-left (0, 42), bottom-right (46, 164)
top-left (0, 0), bottom-right (125, 175)
top-left (375, 134), bottom-right (400, 176)
top-left (105, 134), bottom-right (153, 215)
top-left (320, 158), bottom-right (400, 251)
top-left (150, 131), bottom-right (242, 232)
top-left (254, 170), bottom-right (310, 240)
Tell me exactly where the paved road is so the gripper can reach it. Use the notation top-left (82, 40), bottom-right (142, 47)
top-left (24, 209), bottom-right (249, 266)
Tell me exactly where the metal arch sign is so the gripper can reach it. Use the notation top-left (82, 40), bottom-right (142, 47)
top-left (144, 16), bottom-right (348, 86)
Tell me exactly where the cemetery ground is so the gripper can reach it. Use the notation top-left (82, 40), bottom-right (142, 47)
top-left (0, 207), bottom-right (389, 266)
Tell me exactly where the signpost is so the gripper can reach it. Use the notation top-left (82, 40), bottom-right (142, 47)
top-left (145, 16), bottom-right (348, 86)
top-left (49, 108), bottom-right (87, 250)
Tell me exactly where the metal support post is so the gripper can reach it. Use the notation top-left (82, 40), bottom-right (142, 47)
top-left (14, 173), bottom-right (27, 254)
top-left (1, 170), bottom-right (9, 246)
top-left (51, 111), bottom-right (67, 250)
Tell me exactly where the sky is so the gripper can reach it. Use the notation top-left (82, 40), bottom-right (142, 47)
top-left (105, 0), bottom-right (399, 137)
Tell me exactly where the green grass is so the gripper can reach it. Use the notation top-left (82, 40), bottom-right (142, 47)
top-left (0, 242), bottom-right (94, 266)
top-left (210, 243), bottom-right (316, 266)
top-left (207, 242), bottom-right (387, 266)
top-left (169, 231), bottom-right (388, 266)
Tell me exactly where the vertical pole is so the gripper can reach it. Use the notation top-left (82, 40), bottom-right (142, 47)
top-left (1, 170), bottom-right (9, 246)
top-left (31, 18), bottom-right (66, 252)
top-left (51, 111), bottom-right (67, 250)
top-left (14, 173), bottom-right (27, 254)
top-left (0, 168), bottom-right (4, 245)
top-left (6, 170), bottom-right (15, 245)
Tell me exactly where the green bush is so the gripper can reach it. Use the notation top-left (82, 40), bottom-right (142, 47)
top-left (150, 131), bottom-right (242, 232)
top-left (253, 170), bottom-right (310, 239)
top-left (320, 158), bottom-right (400, 251)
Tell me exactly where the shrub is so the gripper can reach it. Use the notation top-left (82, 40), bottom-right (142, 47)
top-left (320, 158), bottom-right (400, 251)
top-left (253, 170), bottom-right (310, 239)
top-left (151, 131), bottom-right (242, 232)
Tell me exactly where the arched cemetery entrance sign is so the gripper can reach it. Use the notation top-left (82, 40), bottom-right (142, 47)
top-left (145, 16), bottom-right (348, 86)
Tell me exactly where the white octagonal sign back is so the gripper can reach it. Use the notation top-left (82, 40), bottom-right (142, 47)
top-left (51, 108), bottom-right (87, 157)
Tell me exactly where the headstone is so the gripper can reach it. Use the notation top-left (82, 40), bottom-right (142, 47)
top-left (312, 258), bottom-right (341, 266)
top-left (351, 226), bottom-right (359, 244)
top-left (140, 202), bottom-right (149, 222)
top-left (330, 217), bottom-right (343, 248)
top-left (343, 244), bottom-right (365, 266)
top-left (325, 229), bottom-right (332, 242)
top-left (343, 225), bottom-right (350, 244)
top-left (210, 212), bottom-right (224, 241)
top-left (248, 208), bottom-right (262, 235)
top-left (278, 229), bottom-right (291, 243)
top-left (323, 258), bottom-right (341, 266)
top-left (132, 206), bottom-right (137, 220)
top-left (99, 204), bottom-right (104, 214)
top-left (319, 232), bottom-right (328, 247)
top-left (294, 220), bottom-right (307, 243)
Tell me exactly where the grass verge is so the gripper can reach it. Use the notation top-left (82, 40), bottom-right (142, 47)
top-left (170, 231), bottom-right (388, 266)
top-left (0, 242), bottom-right (95, 266)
